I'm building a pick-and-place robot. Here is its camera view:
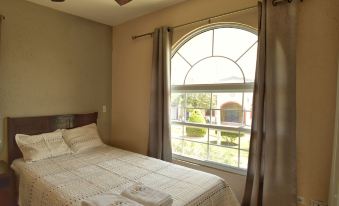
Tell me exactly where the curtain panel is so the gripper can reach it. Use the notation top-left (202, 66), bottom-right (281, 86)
top-left (329, 57), bottom-right (339, 206)
top-left (242, 1), bottom-right (298, 205)
top-left (0, 16), bottom-right (2, 35)
top-left (148, 27), bottom-right (173, 162)
top-left (0, 15), bottom-right (2, 150)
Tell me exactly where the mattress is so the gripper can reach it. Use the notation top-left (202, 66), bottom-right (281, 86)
top-left (11, 145), bottom-right (239, 206)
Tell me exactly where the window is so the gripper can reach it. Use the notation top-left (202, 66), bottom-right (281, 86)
top-left (170, 24), bottom-right (258, 174)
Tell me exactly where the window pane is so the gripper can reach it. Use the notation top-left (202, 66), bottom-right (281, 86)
top-left (209, 129), bottom-right (239, 149)
top-left (171, 53), bottom-right (191, 85)
top-left (210, 93), bottom-right (246, 126)
top-left (240, 132), bottom-right (251, 150)
top-left (171, 93), bottom-right (185, 107)
top-left (186, 109), bottom-right (210, 125)
top-left (212, 93), bottom-right (243, 109)
top-left (177, 30), bottom-right (213, 65)
top-left (171, 124), bottom-right (184, 139)
top-left (183, 125), bottom-right (208, 139)
top-left (237, 43), bottom-right (258, 83)
top-left (243, 92), bottom-right (253, 110)
top-left (182, 140), bottom-right (208, 160)
top-left (171, 107), bottom-right (185, 121)
top-left (244, 92), bottom-right (253, 126)
top-left (240, 150), bottom-right (249, 169)
top-left (221, 108), bottom-right (243, 124)
top-left (244, 111), bottom-right (252, 127)
top-left (208, 145), bottom-right (238, 167)
top-left (172, 138), bottom-right (183, 155)
top-left (209, 110), bottom-right (219, 124)
top-left (185, 57), bottom-right (244, 84)
top-left (213, 28), bottom-right (257, 61)
top-left (171, 93), bottom-right (185, 121)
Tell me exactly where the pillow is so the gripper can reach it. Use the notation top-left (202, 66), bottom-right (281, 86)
top-left (16, 131), bottom-right (72, 162)
top-left (62, 123), bottom-right (103, 153)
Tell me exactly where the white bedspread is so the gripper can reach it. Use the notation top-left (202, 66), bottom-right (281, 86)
top-left (11, 145), bottom-right (239, 206)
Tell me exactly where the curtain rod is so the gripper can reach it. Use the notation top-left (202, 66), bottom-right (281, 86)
top-left (131, 5), bottom-right (257, 40)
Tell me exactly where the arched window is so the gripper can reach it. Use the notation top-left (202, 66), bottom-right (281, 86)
top-left (170, 23), bottom-right (257, 172)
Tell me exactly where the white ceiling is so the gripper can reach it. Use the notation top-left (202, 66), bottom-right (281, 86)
top-left (26, 0), bottom-right (187, 26)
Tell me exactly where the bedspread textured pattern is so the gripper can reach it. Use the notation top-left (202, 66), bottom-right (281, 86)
top-left (12, 145), bottom-right (239, 206)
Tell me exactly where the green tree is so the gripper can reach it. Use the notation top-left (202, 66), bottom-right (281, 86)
top-left (220, 131), bottom-right (245, 144)
top-left (187, 93), bottom-right (217, 108)
top-left (186, 109), bottom-right (207, 137)
top-left (171, 93), bottom-right (185, 107)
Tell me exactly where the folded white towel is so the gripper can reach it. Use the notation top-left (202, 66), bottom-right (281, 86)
top-left (121, 183), bottom-right (173, 206)
top-left (81, 193), bottom-right (143, 206)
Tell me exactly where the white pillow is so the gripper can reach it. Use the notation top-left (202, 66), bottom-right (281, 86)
top-left (16, 131), bottom-right (72, 162)
top-left (62, 123), bottom-right (103, 153)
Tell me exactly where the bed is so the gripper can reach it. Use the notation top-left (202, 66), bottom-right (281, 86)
top-left (7, 113), bottom-right (239, 206)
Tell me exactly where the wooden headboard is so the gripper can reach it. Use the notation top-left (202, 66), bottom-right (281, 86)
top-left (7, 112), bottom-right (98, 164)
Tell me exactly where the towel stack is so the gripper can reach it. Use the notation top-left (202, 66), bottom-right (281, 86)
top-left (81, 193), bottom-right (143, 206)
top-left (121, 183), bottom-right (173, 206)
top-left (81, 183), bottom-right (173, 206)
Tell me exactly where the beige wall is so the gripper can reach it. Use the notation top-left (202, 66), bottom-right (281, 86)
top-left (112, 0), bottom-right (257, 201)
top-left (0, 0), bottom-right (112, 161)
top-left (112, 0), bottom-right (339, 204)
top-left (297, 0), bottom-right (339, 205)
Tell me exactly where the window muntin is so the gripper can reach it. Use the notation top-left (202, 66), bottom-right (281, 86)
top-left (171, 24), bottom-right (257, 173)
top-left (185, 57), bottom-right (244, 85)
top-left (213, 28), bottom-right (257, 61)
top-left (177, 30), bottom-right (213, 65)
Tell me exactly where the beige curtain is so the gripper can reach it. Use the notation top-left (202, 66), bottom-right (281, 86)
top-left (329, 56), bottom-right (339, 206)
top-left (148, 27), bottom-right (172, 162)
top-left (0, 15), bottom-right (2, 33)
top-left (242, 1), bottom-right (297, 205)
top-left (0, 16), bottom-right (2, 34)
top-left (0, 15), bottom-right (2, 151)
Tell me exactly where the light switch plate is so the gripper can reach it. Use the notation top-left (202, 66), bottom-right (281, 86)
top-left (297, 196), bottom-right (306, 205)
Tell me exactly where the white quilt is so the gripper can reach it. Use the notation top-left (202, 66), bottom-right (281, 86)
top-left (11, 145), bottom-right (239, 206)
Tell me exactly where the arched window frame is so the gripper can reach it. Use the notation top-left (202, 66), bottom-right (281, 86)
top-left (171, 23), bottom-right (258, 174)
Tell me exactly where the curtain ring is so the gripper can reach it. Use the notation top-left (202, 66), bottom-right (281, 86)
top-left (273, 0), bottom-right (301, 6)
top-left (272, 0), bottom-right (292, 6)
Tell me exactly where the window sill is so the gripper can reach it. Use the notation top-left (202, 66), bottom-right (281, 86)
top-left (173, 154), bottom-right (247, 176)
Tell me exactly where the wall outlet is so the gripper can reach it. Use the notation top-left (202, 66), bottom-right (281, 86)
top-left (297, 196), bottom-right (306, 205)
top-left (102, 105), bottom-right (107, 113)
top-left (311, 200), bottom-right (327, 206)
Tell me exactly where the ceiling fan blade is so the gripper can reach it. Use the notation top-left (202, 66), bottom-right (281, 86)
top-left (115, 0), bottom-right (132, 6)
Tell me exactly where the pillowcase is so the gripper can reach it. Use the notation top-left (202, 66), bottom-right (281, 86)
top-left (62, 123), bottom-right (103, 153)
top-left (16, 130), bottom-right (72, 162)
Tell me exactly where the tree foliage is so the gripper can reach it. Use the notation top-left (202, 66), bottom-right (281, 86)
top-left (186, 109), bottom-right (207, 137)
top-left (171, 93), bottom-right (217, 108)
top-left (221, 131), bottom-right (245, 143)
